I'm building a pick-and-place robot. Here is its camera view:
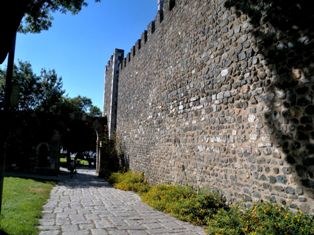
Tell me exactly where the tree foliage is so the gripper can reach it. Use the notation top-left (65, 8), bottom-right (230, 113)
top-left (0, 61), bottom-right (64, 112)
top-left (0, 60), bottom-right (101, 117)
top-left (18, 0), bottom-right (100, 33)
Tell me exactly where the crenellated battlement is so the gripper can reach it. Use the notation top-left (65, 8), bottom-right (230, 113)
top-left (107, 0), bottom-right (178, 72)
top-left (105, 54), bottom-right (114, 72)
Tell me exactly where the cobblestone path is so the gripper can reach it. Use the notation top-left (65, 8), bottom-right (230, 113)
top-left (39, 169), bottom-right (206, 235)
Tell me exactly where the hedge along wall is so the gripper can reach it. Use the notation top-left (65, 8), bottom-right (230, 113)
top-left (104, 0), bottom-right (314, 213)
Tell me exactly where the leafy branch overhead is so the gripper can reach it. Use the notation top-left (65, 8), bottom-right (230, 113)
top-left (20, 0), bottom-right (100, 33)
top-left (0, 0), bottom-right (100, 63)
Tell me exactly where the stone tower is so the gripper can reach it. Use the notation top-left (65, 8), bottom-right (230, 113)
top-left (105, 49), bottom-right (124, 139)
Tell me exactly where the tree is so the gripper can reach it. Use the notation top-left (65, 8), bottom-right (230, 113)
top-left (0, 61), bottom-right (64, 112)
top-left (13, 61), bottom-right (41, 110)
top-left (64, 96), bottom-right (102, 117)
top-left (89, 105), bottom-right (102, 117)
top-left (0, 61), bottom-right (103, 116)
top-left (36, 68), bottom-right (65, 112)
top-left (67, 96), bottom-right (92, 113)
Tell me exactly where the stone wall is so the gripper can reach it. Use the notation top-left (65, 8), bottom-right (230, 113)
top-left (104, 0), bottom-right (314, 213)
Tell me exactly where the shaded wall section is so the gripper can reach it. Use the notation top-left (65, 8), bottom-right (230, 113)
top-left (104, 0), bottom-right (313, 213)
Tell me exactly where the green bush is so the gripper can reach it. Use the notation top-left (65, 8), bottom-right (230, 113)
top-left (207, 202), bottom-right (314, 235)
top-left (141, 184), bottom-right (193, 210)
top-left (108, 171), bottom-right (150, 193)
top-left (142, 184), bottom-right (225, 225)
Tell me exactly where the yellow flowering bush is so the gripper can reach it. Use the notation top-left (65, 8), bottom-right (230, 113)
top-left (142, 184), bottom-right (226, 225)
top-left (207, 202), bottom-right (314, 235)
top-left (108, 171), bottom-right (150, 193)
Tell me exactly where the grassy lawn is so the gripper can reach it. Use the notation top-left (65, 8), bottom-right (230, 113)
top-left (77, 159), bottom-right (89, 166)
top-left (59, 157), bottom-right (89, 166)
top-left (0, 177), bottom-right (55, 235)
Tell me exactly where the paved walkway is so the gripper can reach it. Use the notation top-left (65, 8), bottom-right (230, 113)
top-left (39, 168), bottom-right (206, 235)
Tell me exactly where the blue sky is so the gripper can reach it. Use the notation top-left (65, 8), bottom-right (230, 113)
top-left (4, 0), bottom-right (157, 110)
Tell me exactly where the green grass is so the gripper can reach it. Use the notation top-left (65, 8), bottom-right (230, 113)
top-left (77, 159), bottom-right (89, 166)
top-left (0, 177), bottom-right (55, 235)
top-left (59, 157), bottom-right (90, 166)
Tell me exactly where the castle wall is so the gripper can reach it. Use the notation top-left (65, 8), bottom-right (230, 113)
top-left (104, 0), bottom-right (314, 213)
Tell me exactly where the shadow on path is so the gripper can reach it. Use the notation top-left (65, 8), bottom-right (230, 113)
top-left (57, 167), bottom-right (112, 189)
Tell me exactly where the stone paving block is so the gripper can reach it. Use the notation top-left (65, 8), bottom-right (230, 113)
top-left (79, 223), bottom-right (95, 230)
top-left (84, 213), bottom-right (100, 221)
top-left (63, 231), bottom-right (90, 235)
top-left (38, 225), bottom-right (60, 231)
top-left (107, 230), bottom-right (129, 235)
top-left (41, 213), bottom-right (55, 220)
top-left (91, 229), bottom-right (110, 235)
top-left (143, 223), bottom-right (163, 230)
top-left (94, 218), bottom-right (116, 229)
top-left (53, 208), bottom-right (64, 213)
top-left (160, 221), bottom-right (183, 229)
top-left (146, 228), bottom-right (171, 234)
top-left (56, 217), bottom-right (71, 226)
top-left (109, 219), bottom-right (128, 227)
top-left (127, 230), bottom-right (149, 235)
top-left (39, 219), bottom-right (55, 226)
top-left (61, 224), bottom-right (79, 232)
top-left (39, 230), bottom-right (59, 235)
top-left (119, 225), bottom-right (146, 231)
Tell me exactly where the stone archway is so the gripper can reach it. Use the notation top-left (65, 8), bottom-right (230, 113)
top-left (36, 142), bottom-right (50, 168)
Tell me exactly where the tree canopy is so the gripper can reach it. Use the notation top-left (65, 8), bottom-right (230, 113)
top-left (20, 0), bottom-right (100, 33)
top-left (0, 60), bottom-right (101, 116)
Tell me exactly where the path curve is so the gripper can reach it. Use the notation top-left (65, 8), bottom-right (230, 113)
top-left (39, 168), bottom-right (206, 235)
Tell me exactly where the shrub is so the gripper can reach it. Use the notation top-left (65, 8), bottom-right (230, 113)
top-left (108, 171), bottom-right (150, 193)
top-left (175, 192), bottom-right (227, 225)
top-left (142, 185), bottom-right (226, 225)
top-left (207, 202), bottom-right (314, 235)
top-left (207, 206), bottom-right (246, 235)
top-left (141, 184), bottom-right (193, 210)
